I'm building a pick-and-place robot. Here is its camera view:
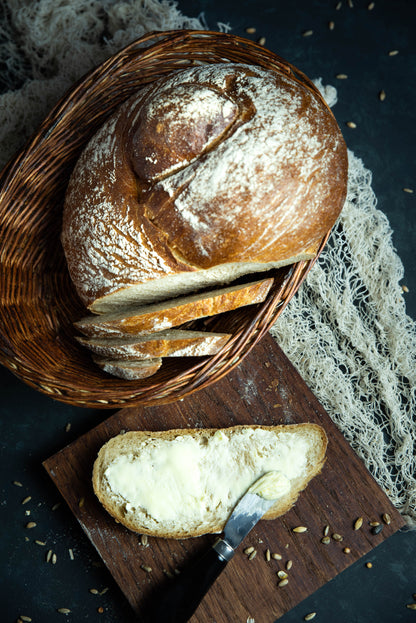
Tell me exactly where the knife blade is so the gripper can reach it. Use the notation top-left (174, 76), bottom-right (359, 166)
top-left (144, 471), bottom-right (289, 623)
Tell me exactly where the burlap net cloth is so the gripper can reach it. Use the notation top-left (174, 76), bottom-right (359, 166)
top-left (1, 0), bottom-right (415, 527)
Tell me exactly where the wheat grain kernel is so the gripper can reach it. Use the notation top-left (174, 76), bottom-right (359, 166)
top-left (354, 517), bottom-right (363, 530)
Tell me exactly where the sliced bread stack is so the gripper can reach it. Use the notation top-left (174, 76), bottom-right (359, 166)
top-left (75, 278), bottom-right (274, 379)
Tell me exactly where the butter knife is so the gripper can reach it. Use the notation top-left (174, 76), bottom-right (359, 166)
top-left (145, 471), bottom-right (288, 623)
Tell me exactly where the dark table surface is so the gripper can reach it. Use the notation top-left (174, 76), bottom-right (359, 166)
top-left (1, 1), bottom-right (415, 622)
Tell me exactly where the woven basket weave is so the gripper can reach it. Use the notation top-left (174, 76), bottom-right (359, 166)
top-left (0, 30), bottom-right (331, 408)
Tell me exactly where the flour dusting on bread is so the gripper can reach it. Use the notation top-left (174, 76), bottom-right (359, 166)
top-left (62, 62), bottom-right (348, 314)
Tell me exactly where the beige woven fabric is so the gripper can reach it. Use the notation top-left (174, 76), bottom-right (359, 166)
top-left (1, 0), bottom-right (415, 526)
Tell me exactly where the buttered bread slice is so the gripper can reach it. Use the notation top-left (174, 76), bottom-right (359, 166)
top-left (92, 424), bottom-right (327, 539)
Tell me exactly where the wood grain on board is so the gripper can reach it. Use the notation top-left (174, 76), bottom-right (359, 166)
top-left (43, 334), bottom-right (405, 622)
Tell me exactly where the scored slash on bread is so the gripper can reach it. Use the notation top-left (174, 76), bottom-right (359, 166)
top-left (92, 424), bottom-right (328, 539)
top-left (74, 277), bottom-right (274, 338)
top-left (77, 329), bottom-right (232, 360)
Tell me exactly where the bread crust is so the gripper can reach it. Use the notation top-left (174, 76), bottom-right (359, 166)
top-left (62, 63), bottom-right (348, 313)
top-left (77, 330), bottom-right (231, 360)
top-left (92, 424), bottom-right (327, 539)
top-left (75, 278), bottom-right (273, 337)
top-left (93, 357), bottom-right (162, 380)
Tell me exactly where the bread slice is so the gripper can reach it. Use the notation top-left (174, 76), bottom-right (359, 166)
top-left (92, 424), bottom-right (327, 538)
top-left (75, 278), bottom-right (273, 338)
top-left (94, 357), bottom-right (162, 380)
top-left (77, 329), bottom-right (231, 360)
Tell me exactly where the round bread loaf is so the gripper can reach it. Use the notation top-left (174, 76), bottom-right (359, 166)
top-left (62, 63), bottom-right (348, 314)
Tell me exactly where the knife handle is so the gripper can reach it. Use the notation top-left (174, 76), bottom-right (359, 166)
top-left (144, 540), bottom-right (231, 623)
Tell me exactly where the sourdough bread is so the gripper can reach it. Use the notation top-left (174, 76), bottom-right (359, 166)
top-left (75, 278), bottom-right (273, 338)
top-left (77, 329), bottom-right (231, 360)
top-left (62, 63), bottom-right (348, 314)
top-left (92, 424), bottom-right (327, 538)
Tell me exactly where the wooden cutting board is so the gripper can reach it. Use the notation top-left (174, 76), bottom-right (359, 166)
top-left (43, 334), bottom-right (405, 622)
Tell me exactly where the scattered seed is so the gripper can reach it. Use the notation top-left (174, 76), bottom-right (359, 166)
top-left (25, 522), bottom-right (36, 529)
top-left (258, 36), bottom-right (266, 46)
top-left (278, 578), bottom-right (289, 587)
top-left (346, 121), bottom-right (357, 129)
top-left (302, 30), bottom-right (313, 37)
top-left (277, 570), bottom-right (288, 579)
top-left (369, 521), bottom-right (380, 527)
top-left (140, 534), bottom-right (149, 547)
top-left (141, 565), bottom-right (152, 573)
top-left (329, 21), bottom-right (335, 30)
top-left (78, 497), bottom-right (85, 508)
top-left (323, 525), bottom-right (330, 536)
top-left (388, 50), bottom-right (399, 56)
top-left (35, 540), bottom-right (46, 546)
top-left (13, 480), bottom-right (23, 487)
top-left (46, 549), bottom-right (53, 563)
top-left (343, 547), bottom-right (351, 554)
top-left (379, 90), bottom-right (386, 101)
top-left (305, 614), bottom-right (317, 621)
top-left (248, 550), bottom-right (257, 560)
top-left (69, 548), bottom-right (74, 560)
top-left (245, 27), bottom-right (256, 34)
top-left (244, 547), bottom-right (255, 555)
top-left (272, 553), bottom-right (282, 560)
top-left (22, 496), bottom-right (32, 505)
top-left (163, 569), bottom-right (174, 578)
top-left (292, 526), bottom-right (308, 533)
top-left (100, 588), bottom-right (109, 595)
top-left (286, 560), bottom-right (293, 570)
top-left (354, 517), bottom-right (363, 530)
top-left (90, 589), bottom-right (99, 595)
top-left (407, 604), bottom-right (416, 610)
top-left (57, 609), bottom-right (71, 615)
top-left (52, 553), bottom-right (57, 565)
top-left (321, 536), bottom-right (331, 545)
top-left (52, 503), bottom-right (61, 511)
top-left (25, 510), bottom-right (31, 516)
top-left (403, 188), bottom-right (414, 193)
top-left (366, 562), bottom-right (373, 568)
top-left (368, 1), bottom-right (375, 8)
top-left (97, 607), bottom-right (104, 614)
top-left (65, 422), bottom-right (71, 433)
top-left (332, 533), bottom-right (344, 542)
top-left (336, 1), bottom-right (342, 9)
top-left (382, 513), bottom-right (391, 525)
top-left (20, 617), bottom-right (32, 622)
top-left (371, 524), bottom-right (384, 535)
top-left (336, 73), bottom-right (348, 79)
top-left (265, 549), bottom-right (271, 562)
top-left (348, 0), bottom-right (354, 7)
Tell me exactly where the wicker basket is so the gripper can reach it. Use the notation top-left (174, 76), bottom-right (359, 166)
top-left (0, 30), bottom-right (330, 408)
